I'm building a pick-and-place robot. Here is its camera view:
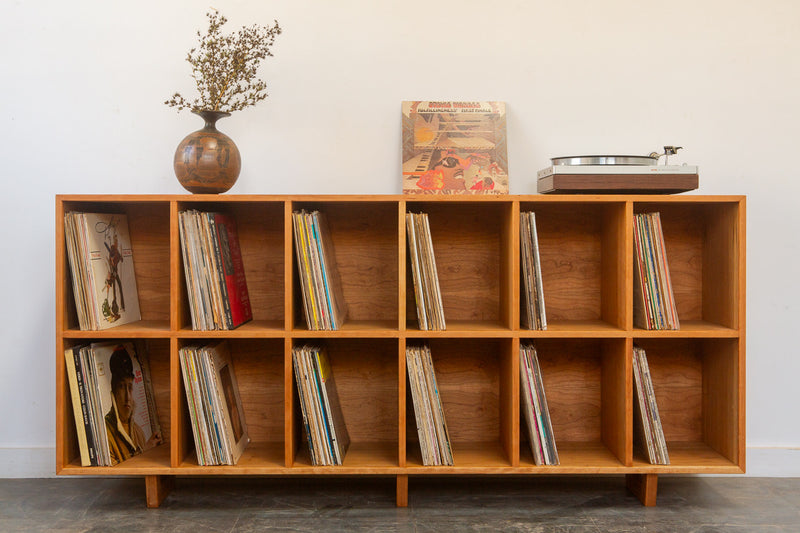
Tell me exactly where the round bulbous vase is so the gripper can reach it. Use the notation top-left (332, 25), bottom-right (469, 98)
top-left (173, 110), bottom-right (241, 194)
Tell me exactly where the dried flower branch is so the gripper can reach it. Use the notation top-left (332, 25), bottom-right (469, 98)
top-left (165, 10), bottom-right (282, 113)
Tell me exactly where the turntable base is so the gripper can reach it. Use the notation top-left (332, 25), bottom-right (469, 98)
top-left (537, 173), bottom-right (699, 194)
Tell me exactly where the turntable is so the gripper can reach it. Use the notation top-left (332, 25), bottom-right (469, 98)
top-left (537, 146), bottom-right (699, 194)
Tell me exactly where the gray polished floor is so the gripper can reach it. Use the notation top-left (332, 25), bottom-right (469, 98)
top-left (1, 476), bottom-right (798, 532)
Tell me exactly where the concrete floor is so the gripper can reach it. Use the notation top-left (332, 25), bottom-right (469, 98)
top-left (1, 476), bottom-right (798, 532)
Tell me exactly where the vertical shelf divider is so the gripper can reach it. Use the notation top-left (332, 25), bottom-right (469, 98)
top-left (622, 200), bottom-right (634, 332)
top-left (170, 337), bottom-right (183, 468)
top-left (54, 197), bottom-right (68, 471)
top-left (600, 337), bottom-right (630, 466)
top-left (398, 337), bottom-right (407, 467)
top-left (503, 337), bottom-right (520, 467)
top-left (284, 199), bottom-right (295, 332)
top-left (284, 336), bottom-right (295, 467)
top-left (600, 201), bottom-right (630, 330)
top-left (170, 200), bottom-right (181, 332)
top-left (169, 200), bottom-right (183, 469)
top-left (503, 200), bottom-right (520, 330)
top-left (398, 200), bottom-right (407, 332)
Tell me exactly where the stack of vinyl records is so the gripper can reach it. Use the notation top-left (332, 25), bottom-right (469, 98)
top-left (632, 345), bottom-right (669, 464)
top-left (520, 211), bottom-right (547, 330)
top-left (519, 343), bottom-right (559, 465)
top-left (292, 344), bottom-right (350, 465)
top-left (64, 341), bottom-right (161, 466)
top-left (292, 210), bottom-right (348, 330)
top-left (633, 212), bottom-right (680, 330)
top-left (64, 212), bottom-right (141, 330)
top-left (406, 343), bottom-right (453, 466)
top-left (178, 210), bottom-right (253, 330)
top-left (179, 341), bottom-right (250, 466)
top-left (406, 212), bottom-right (446, 330)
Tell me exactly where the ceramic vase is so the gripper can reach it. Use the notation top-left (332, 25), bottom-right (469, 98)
top-left (173, 110), bottom-right (241, 194)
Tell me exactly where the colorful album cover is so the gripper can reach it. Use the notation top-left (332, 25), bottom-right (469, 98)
top-left (402, 101), bottom-right (508, 194)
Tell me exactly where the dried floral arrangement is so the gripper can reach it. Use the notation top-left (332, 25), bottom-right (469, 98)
top-left (165, 10), bottom-right (282, 113)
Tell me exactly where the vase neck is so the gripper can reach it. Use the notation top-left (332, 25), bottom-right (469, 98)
top-left (193, 110), bottom-right (231, 130)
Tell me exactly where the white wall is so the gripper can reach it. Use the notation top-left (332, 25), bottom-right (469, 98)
top-left (1, 0), bottom-right (798, 476)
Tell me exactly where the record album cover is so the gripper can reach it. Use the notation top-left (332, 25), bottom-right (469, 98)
top-left (402, 101), bottom-right (508, 194)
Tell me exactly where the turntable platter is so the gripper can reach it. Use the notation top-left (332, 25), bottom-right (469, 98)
top-left (551, 154), bottom-right (659, 166)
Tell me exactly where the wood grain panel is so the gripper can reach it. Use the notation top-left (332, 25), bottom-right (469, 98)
top-left (126, 205), bottom-right (171, 323)
top-left (703, 203), bottom-right (739, 328)
top-left (524, 204), bottom-right (603, 321)
top-left (313, 338), bottom-right (399, 443)
top-left (601, 203), bottom-right (628, 329)
top-left (502, 338), bottom-right (519, 466)
top-left (634, 339), bottom-right (703, 442)
top-left (501, 202), bottom-right (517, 329)
top-left (634, 203), bottom-right (704, 321)
top-left (144, 339), bottom-right (172, 447)
top-left (398, 338), bottom-right (407, 466)
top-left (420, 338), bottom-right (504, 443)
top-left (145, 475), bottom-right (173, 508)
top-left (234, 204), bottom-right (285, 323)
top-left (411, 203), bottom-right (505, 322)
top-left (703, 339), bottom-right (739, 463)
top-left (226, 339), bottom-right (285, 443)
top-left (601, 338), bottom-right (629, 465)
top-left (626, 473), bottom-right (658, 506)
top-left (175, 201), bottom-right (285, 326)
top-left (292, 202), bottom-right (399, 324)
top-left (170, 338), bottom-right (184, 468)
top-left (532, 339), bottom-right (603, 442)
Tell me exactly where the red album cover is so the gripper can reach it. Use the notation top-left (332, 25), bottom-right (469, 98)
top-left (214, 214), bottom-right (253, 328)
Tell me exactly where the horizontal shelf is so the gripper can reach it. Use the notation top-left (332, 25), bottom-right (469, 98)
top-left (292, 320), bottom-right (400, 338)
top-left (177, 442), bottom-right (285, 473)
top-left (406, 441), bottom-right (512, 472)
top-left (61, 320), bottom-right (171, 338)
top-left (57, 193), bottom-right (746, 203)
top-left (521, 320), bottom-right (626, 338)
top-left (405, 320), bottom-right (512, 337)
top-left (291, 441), bottom-right (399, 472)
top-left (519, 441), bottom-right (625, 472)
top-left (631, 442), bottom-right (742, 474)
top-left (179, 320), bottom-right (285, 338)
top-left (58, 444), bottom-right (172, 475)
top-left (633, 320), bottom-right (739, 338)
top-left (58, 442), bottom-right (742, 475)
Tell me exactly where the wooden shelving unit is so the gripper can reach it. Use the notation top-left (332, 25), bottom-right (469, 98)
top-left (55, 194), bottom-right (745, 508)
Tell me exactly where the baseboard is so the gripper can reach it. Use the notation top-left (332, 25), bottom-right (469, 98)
top-left (0, 448), bottom-right (56, 478)
top-left (1, 447), bottom-right (798, 478)
top-left (745, 447), bottom-right (800, 476)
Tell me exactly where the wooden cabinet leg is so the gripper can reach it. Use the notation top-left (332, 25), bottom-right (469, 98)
top-left (145, 475), bottom-right (173, 508)
top-left (626, 473), bottom-right (658, 506)
top-left (396, 475), bottom-right (408, 507)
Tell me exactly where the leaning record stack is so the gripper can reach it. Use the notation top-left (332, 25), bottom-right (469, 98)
top-left (406, 343), bottom-right (453, 466)
top-left (519, 342), bottom-right (558, 465)
top-left (520, 211), bottom-right (547, 330)
top-left (406, 212), bottom-right (446, 330)
top-left (633, 212), bottom-right (680, 330)
top-left (632, 345), bottom-right (669, 464)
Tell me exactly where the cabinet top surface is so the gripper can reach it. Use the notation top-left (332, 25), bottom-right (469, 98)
top-left (56, 194), bottom-right (746, 203)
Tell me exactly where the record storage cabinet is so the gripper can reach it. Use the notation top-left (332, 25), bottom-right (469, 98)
top-left (55, 194), bottom-right (746, 508)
